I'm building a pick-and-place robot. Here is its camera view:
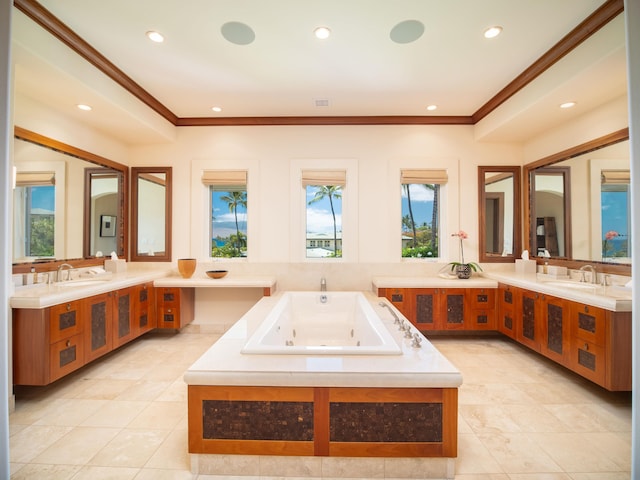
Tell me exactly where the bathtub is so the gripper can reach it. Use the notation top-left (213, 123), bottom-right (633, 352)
top-left (241, 291), bottom-right (402, 355)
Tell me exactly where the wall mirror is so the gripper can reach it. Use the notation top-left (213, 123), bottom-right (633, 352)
top-left (13, 127), bottom-right (128, 271)
top-left (131, 167), bottom-right (172, 262)
top-left (478, 166), bottom-right (521, 263)
top-left (524, 128), bottom-right (630, 273)
top-left (84, 168), bottom-right (125, 258)
top-left (530, 167), bottom-right (571, 258)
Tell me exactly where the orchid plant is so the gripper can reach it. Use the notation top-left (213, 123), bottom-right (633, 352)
top-left (448, 230), bottom-right (482, 272)
top-left (602, 230), bottom-right (619, 258)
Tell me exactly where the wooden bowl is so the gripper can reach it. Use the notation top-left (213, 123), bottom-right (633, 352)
top-left (206, 270), bottom-right (228, 279)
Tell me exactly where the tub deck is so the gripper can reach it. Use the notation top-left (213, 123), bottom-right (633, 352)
top-left (185, 291), bottom-right (462, 479)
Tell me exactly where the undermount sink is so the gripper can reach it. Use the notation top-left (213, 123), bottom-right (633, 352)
top-left (542, 280), bottom-right (598, 291)
top-left (57, 279), bottom-right (111, 287)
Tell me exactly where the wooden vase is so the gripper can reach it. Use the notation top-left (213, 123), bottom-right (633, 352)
top-left (177, 258), bottom-right (197, 278)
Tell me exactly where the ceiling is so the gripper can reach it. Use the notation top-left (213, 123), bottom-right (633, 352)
top-left (10, 0), bottom-right (628, 145)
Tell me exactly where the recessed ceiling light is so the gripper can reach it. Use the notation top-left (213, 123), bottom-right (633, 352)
top-left (390, 20), bottom-right (424, 44)
top-left (426, 104), bottom-right (438, 111)
top-left (77, 104), bottom-right (92, 111)
top-left (314, 27), bottom-right (331, 40)
top-left (560, 101), bottom-right (576, 109)
top-left (211, 106), bottom-right (222, 113)
top-left (483, 26), bottom-right (502, 39)
top-left (146, 31), bottom-right (164, 43)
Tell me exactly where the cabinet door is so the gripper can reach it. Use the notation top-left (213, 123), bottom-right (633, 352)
top-left (412, 289), bottom-right (439, 330)
top-left (569, 302), bottom-right (607, 386)
top-left (134, 282), bottom-right (156, 337)
top-left (539, 294), bottom-right (569, 365)
top-left (83, 292), bottom-right (114, 362)
top-left (497, 283), bottom-right (516, 338)
top-left (113, 287), bottom-right (135, 348)
top-left (50, 333), bottom-right (85, 382)
top-left (441, 289), bottom-right (466, 330)
top-left (49, 301), bottom-right (82, 344)
top-left (517, 289), bottom-right (541, 351)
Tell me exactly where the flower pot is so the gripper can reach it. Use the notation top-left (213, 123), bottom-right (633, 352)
top-left (177, 258), bottom-right (197, 278)
top-left (455, 264), bottom-right (472, 279)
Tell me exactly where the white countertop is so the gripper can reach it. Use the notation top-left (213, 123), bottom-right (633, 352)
top-left (184, 291), bottom-right (463, 389)
top-left (373, 271), bottom-right (632, 312)
top-left (154, 273), bottom-right (277, 290)
top-left (10, 269), bottom-right (170, 309)
top-left (481, 271), bottom-right (632, 312)
top-left (11, 268), bottom-right (278, 309)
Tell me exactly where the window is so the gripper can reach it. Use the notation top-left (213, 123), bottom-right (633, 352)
top-left (303, 170), bottom-right (345, 258)
top-left (401, 169), bottom-right (447, 258)
top-left (202, 170), bottom-right (247, 258)
top-left (13, 172), bottom-right (56, 258)
top-left (601, 170), bottom-right (630, 260)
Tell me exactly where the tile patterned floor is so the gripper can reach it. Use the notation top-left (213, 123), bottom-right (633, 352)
top-left (9, 331), bottom-right (631, 479)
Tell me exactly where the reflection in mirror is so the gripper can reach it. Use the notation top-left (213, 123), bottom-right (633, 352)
top-left (84, 168), bottom-right (123, 257)
top-left (13, 127), bottom-right (128, 269)
top-left (131, 167), bottom-right (172, 262)
top-left (530, 167), bottom-right (571, 258)
top-left (478, 166), bottom-right (521, 263)
top-left (524, 129), bottom-right (630, 273)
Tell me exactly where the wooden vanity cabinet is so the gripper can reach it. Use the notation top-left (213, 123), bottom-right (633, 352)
top-left (497, 283), bottom-right (516, 338)
top-left (539, 294), bottom-right (570, 365)
top-left (379, 287), bottom-right (495, 331)
top-left (156, 287), bottom-right (195, 329)
top-left (517, 288), bottom-right (542, 352)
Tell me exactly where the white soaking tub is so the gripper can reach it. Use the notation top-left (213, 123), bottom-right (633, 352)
top-left (240, 291), bottom-right (402, 355)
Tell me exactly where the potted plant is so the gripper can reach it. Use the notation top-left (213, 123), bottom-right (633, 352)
top-left (448, 230), bottom-right (482, 279)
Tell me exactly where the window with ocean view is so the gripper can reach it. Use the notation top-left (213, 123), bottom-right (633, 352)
top-left (401, 169), bottom-right (447, 258)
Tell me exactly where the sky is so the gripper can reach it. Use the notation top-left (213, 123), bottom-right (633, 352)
top-left (211, 190), bottom-right (247, 239)
top-left (401, 184), bottom-right (434, 230)
top-left (306, 186), bottom-right (342, 235)
top-left (601, 190), bottom-right (629, 240)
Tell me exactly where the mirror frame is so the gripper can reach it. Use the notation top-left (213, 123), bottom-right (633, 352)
top-left (478, 166), bottom-right (522, 263)
top-left (524, 127), bottom-right (630, 275)
top-left (12, 126), bottom-right (129, 273)
top-left (130, 166), bottom-right (172, 262)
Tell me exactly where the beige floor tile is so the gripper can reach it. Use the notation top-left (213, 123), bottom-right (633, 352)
top-left (33, 398), bottom-right (108, 426)
top-left (9, 424), bottom-right (73, 463)
top-left (453, 475), bottom-right (510, 480)
top-left (455, 433), bottom-right (503, 475)
top-left (134, 469), bottom-right (196, 479)
top-left (71, 465), bottom-right (140, 479)
top-left (9, 463), bottom-right (82, 479)
top-left (460, 404), bottom-right (523, 434)
top-left (89, 429), bottom-right (169, 467)
top-left (144, 426), bottom-right (191, 470)
top-left (127, 401), bottom-right (186, 430)
top-left (71, 378), bottom-right (139, 400)
top-left (31, 426), bottom-right (121, 465)
top-left (114, 380), bottom-right (174, 402)
top-left (476, 432), bottom-right (563, 474)
top-left (569, 473), bottom-right (631, 480)
top-left (530, 432), bottom-right (630, 472)
top-left (458, 382), bottom-right (537, 406)
top-left (80, 400), bottom-right (150, 428)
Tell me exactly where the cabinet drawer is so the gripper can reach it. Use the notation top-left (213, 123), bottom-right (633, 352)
top-left (49, 301), bottom-right (82, 344)
top-left (49, 333), bottom-right (85, 382)
top-left (468, 288), bottom-right (495, 310)
top-left (571, 303), bottom-right (606, 346)
top-left (571, 339), bottom-right (606, 385)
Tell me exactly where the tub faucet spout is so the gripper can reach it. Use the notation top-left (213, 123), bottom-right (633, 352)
top-left (320, 277), bottom-right (327, 292)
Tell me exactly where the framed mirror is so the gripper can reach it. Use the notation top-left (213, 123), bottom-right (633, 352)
top-left (478, 166), bottom-right (521, 263)
top-left (131, 167), bottom-right (172, 262)
top-left (530, 167), bottom-right (571, 258)
top-left (13, 127), bottom-right (128, 271)
top-left (524, 128), bottom-right (630, 274)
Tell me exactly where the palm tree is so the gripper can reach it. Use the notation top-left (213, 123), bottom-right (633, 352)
top-left (402, 184), bottom-right (417, 248)
top-left (308, 185), bottom-right (342, 256)
top-left (220, 190), bottom-right (247, 255)
top-left (423, 184), bottom-right (439, 253)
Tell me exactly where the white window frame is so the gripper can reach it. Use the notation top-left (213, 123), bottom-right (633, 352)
top-left (290, 158), bottom-right (358, 262)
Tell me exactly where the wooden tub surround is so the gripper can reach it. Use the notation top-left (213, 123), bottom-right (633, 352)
top-left (188, 385), bottom-right (458, 458)
top-left (184, 291), bottom-right (462, 478)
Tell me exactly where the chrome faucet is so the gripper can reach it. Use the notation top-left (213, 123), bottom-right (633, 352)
top-left (57, 263), bottom-right (74, 282)
top-left (378, 302), bottom-right (401, 324)
top-left (320, 277), bottom-right (327, 292)
top-left (579, 264), bottom-right (597, 284)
